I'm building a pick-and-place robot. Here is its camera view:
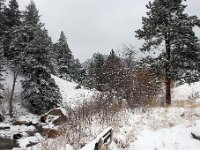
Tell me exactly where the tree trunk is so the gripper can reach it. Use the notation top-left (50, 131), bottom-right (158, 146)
top-left (165, 75), bottom-right (171, 105)
top-left (9, 71), bottom-right (18, 118)
top-left (165, 33), bottom-right (171, 105)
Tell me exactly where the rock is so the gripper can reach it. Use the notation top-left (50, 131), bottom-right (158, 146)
top-left (26, 131), bottom-right (37, 136)
top-left (46, 108), bottom-right (65, 116)
top-left (0, 126), bottom-right (10, 130)
top-left (13, 120), bottom-right (25, 126)
top-left (53, 115), bottom-right (68, 126)
top-left (40, 115), bottom-right (47, 123)
top-left (40, 108), bottom-right (68, 125)
top-left (43, 128), bottom-right (61, 138)
top-left (75, 84), bottom-right (81, 89)
top-left (0, 137), bottom-right (19, 149)
top-left (48, 129), bottom-right (61, 138)
top-left (26, 141), bottom-right (38, 147)
top-left (13, 120), bottom-right (38, 126)
top-left (180, 112), bottom-right (185, 117)
top-left (13, 133), bottom-right (23, 139)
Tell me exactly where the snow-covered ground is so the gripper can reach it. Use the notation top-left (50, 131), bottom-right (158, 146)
top-left (79, 81), bottom-right (200, 150)
top-left (1, 68), bottom-right (200, 150)
top-left (134, 120), bottom-right (200, 150)
top-left (172, 82), bottom-right (200, 101)
top-left (52, 75), bottom-right (97, 108)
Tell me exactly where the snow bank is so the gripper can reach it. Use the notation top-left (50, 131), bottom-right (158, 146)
top-left (134, 120), bottom-right (200, 150)
top-left (172, 81), bottom-right (200, 101)
top-left (52, 75), bottom-right (96, 108)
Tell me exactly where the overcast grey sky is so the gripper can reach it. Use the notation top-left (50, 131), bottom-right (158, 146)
top-left (17, 0), bottom-right (200, 62)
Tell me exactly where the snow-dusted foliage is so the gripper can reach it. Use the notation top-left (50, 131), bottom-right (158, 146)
top-left (54, 31), bottom-right (83, 82)
top-left (20, 1), bottom-right (62, 114)
top-left (3, 0), bottom-right (22, 61)
top-left (136, 0), bottom-right (200, 104)
top-left (86, 52), bottom-right (105, 91)
top-left (86, 50), bottom-right (123, 92)
top-left (22, 67), bottom-right (62, 114)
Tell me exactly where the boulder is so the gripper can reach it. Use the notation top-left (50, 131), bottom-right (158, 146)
top-left (75, 84), bottom-right (81, 89)
top-left (40, 108), bottom-right (68, 125)
top-left (13, 120), bottom-right (38, 126)
top-left (43, 128), bottom-right (61, 138)
top-left (13, 133), bottom-right (23, 139)
top-left (0, 126), bottom-right (10, 130)
top-left (46, 108), bottom-right (65, 116)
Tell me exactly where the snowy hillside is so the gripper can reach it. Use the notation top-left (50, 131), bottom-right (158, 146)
top-left (1, 67), bottom-right (24, 98)
top-left (1, 68), bottom-right (96, 110)
top-left (52, 75), bottom-right (97, 108)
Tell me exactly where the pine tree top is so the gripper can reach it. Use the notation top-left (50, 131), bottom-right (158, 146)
top-left (24, 0), bottom-right (41, 25)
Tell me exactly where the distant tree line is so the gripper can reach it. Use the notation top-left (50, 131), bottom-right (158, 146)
top-left (83, 47), bottom-right (161, 108)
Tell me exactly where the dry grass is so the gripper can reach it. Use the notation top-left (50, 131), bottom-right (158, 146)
top-left (172, 100), bottom-right (200, 108)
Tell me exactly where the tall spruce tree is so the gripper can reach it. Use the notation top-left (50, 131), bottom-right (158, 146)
top-left (0, 0), bottom-right (6, 39)
top-left (70, 58), bottom-right (83, 83)
top-left (122, 45), bottom-right (136, 102)
top-left (0, 0), bottom-right (6, 54)
top-left (3, 0), bottom-right (24, 117)
top-left (136, 0), bottom-right (200, 105)
top-left (3, 0), bottom-right (21, 60)
top-left (103, 50), bottom-right (123, 91)
top-left (87, 53), bottom-right (105, 91)
top-left (56, 31), bottom-right (73, 80)
top-left (21, 1), bottom-right (62, 114)
top-left (24, 0), bottom-right (40, 25)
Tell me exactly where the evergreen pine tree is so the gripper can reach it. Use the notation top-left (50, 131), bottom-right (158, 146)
top-left (56, 31), bottom-right (73, 80)
top-left (70, 58), bottom-right (84, 83)
top-left (87, 53), bottom-right (105, 91)
top-left (136, 0), bottom-right (200, 105)
top-left (86, 61), bottom-right (96, 89)
top-left (122, 45), bottom-right (136, 101)
top-left (3, 0), bottom-right (21, 60)
top-left (21, 1), bottom-right (62, 114)
top-left (0, 0), bottom-right (6, 39)
top-left (0, 0), bottom-right (6, 52)
top-left (24, 0), bottom-right (40, 25)
top-left (103, 50), bottom-right (123, 91)
top-left (54, 31), bottom-right (83, 82)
